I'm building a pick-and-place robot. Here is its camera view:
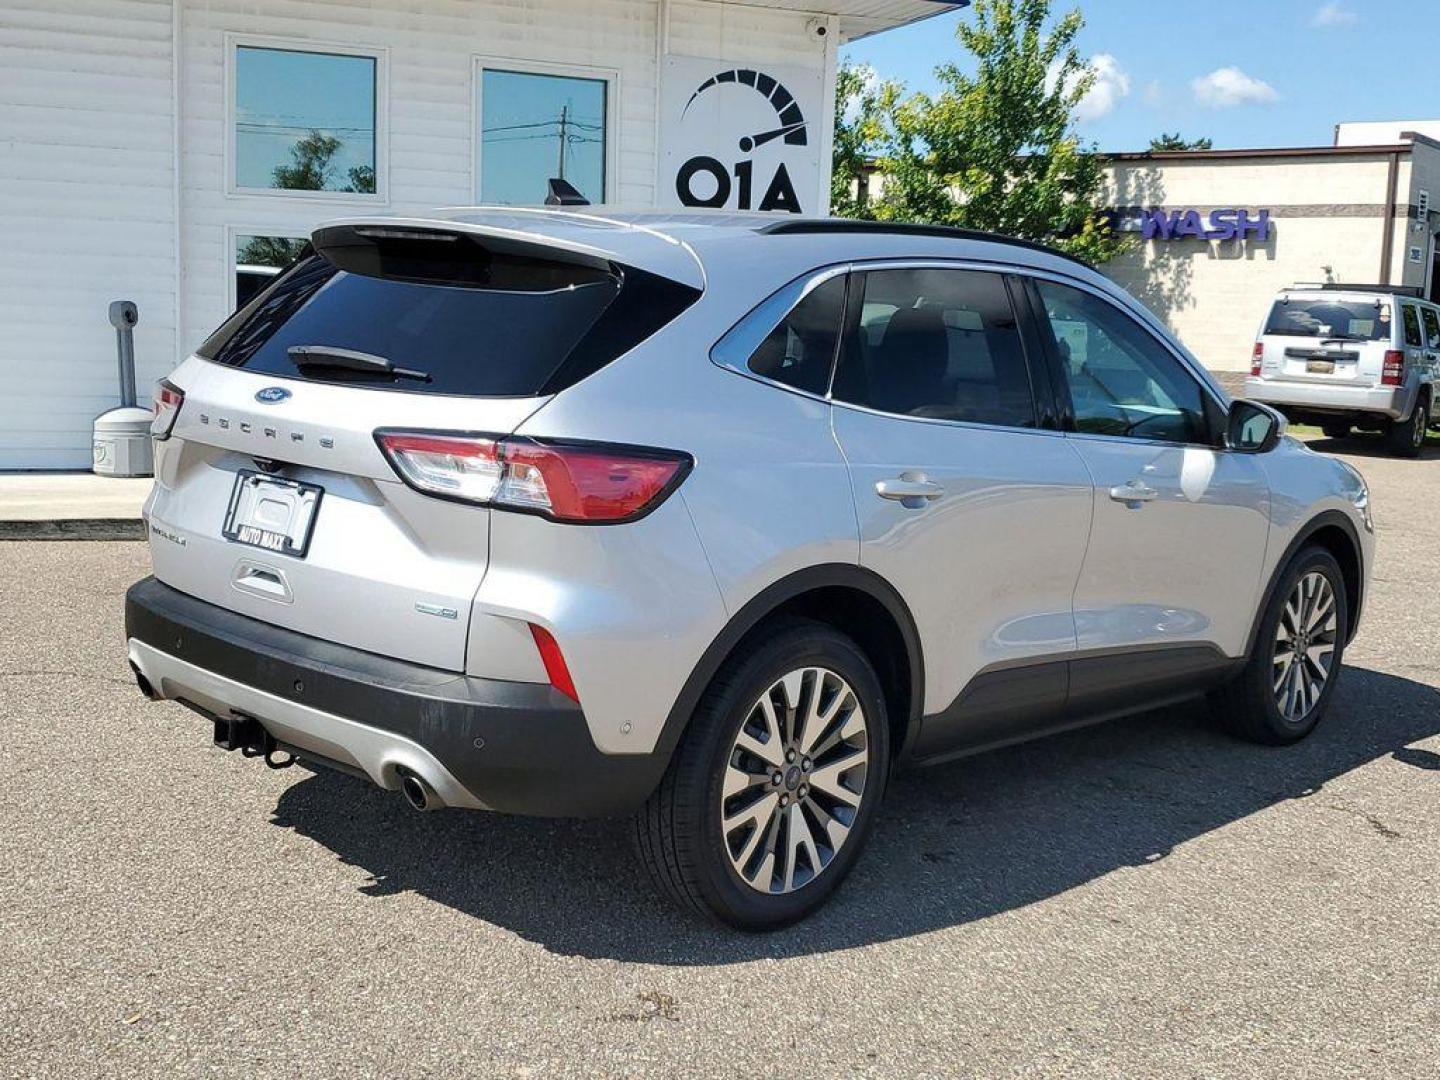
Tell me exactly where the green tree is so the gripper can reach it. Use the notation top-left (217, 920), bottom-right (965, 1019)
top-left (271, 130), bottom-right (376, 194)
top-left (237, 236), bottom-right (308, 268)
top-left (1149, 132), bottom-right (1213, 151)
top-left (856, 0), bottom-right (1128, 265)
top-left (830, 63), bottom-right (900, 218)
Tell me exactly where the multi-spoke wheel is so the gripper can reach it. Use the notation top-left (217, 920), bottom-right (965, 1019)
top-left (635, 619), bottom-right (889, 929)
top-left (1271, 571), bottom-right (1338, 724)
top-left (1211, 546), bottom-right (1348, 745)
top-left (720, 666), bottom-right (869, 895)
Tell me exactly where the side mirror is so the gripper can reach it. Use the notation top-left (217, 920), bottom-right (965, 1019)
top-left (1226, 399), bottom-right (1285, 453)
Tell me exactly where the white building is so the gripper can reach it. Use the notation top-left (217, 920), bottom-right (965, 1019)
top-left (0, 0), bottom-right (960, 470)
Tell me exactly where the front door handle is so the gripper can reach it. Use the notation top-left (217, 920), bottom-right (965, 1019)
top-left (1109, 481), bottom-right (1158, 507)
top-left (876, 476), bottom-right (944, 505)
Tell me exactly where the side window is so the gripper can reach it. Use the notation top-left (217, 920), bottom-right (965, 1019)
top-left (832, 268), bottom-right (1036, 427)
top-left (746, 275), bottom-right (846, 395)
top-left (1422, 306), bottom-right (1440, 349)
top-left (1402, 304), bottom-right (1423, 347)
top-left (1034, 281), bottom-right (1208, 444)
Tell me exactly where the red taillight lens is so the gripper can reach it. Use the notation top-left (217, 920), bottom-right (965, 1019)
top-left (1382, 350), bottom-right (1405, 386)
top-left (151, 380), bottom-right (184, 439)
top-left (529, 623), bottom-right (579, 702)
top-left (1251, 342), bottom-right (1264, 376)
top-left (376, 431), bottom-right (691, 523)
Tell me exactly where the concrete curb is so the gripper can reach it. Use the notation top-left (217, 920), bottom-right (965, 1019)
top-left (0, 519), bottom-right (146, 541)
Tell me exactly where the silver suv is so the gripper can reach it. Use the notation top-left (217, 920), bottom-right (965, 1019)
top-left (126, 210), bottom-right (1375, 929)
top-left (1245, 283), bottom-right (1438, 457)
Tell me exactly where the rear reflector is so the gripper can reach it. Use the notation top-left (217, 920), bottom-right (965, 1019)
top-left (1382, 350), bottom-right (1405, 386)
top-left (529, 624), bottom-right (579, 702)
top-left (1251, 342), bottom-right (1264, 376)
top-left (376, 430), bottom-right (691, 523)
top-left (152, 380), bottom-right (184, 439)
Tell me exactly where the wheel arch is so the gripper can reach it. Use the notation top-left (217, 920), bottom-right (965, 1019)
top-left (651, 565), bottom-right (925, 777)
top-left (1245, 509), bottom-right (1366, 656)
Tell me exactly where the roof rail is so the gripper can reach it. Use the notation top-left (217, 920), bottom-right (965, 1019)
top-left (758, 218), bottom-right (1091, 268)
top-left (1289, 282), bottom-right (1425, 298)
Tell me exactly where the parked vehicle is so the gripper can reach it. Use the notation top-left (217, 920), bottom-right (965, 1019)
top-left (126, 211), bottom-right (1375, 929)
top-left (1245, 283), bottom-right (1437, 457)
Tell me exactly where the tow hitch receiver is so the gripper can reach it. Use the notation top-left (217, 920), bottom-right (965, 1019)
top-left (211, 710), bottom-right (296, 770)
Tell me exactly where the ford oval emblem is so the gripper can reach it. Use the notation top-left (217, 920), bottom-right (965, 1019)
top-left (255, 386), bottom-right (291, 404)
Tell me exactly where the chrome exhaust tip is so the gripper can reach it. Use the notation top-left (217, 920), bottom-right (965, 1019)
top-left (399, 769), bottom-right (441, 812)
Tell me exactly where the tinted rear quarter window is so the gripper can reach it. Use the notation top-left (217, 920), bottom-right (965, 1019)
top-left (1402, 304), bottom-right (1424, 347)
top-left (745, 275), bottom-right (846, 396)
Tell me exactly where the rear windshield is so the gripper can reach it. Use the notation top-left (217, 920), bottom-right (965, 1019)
top-left (1263, 297), bottom-right (1391, 342)
top-left (198, 235), bottom-right (699, 397)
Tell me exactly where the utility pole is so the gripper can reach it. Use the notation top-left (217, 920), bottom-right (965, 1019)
top-left (557, 104), bottom-right (569, 181)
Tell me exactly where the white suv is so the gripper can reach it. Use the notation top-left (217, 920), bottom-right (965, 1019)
top-left (127, 210), bottom-right (1374, 928)
top-left (1245, 284), bottom-right (1438, 457)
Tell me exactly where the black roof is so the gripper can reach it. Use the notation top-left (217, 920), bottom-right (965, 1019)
top-left (759, 218), bottom-right (1091, 269)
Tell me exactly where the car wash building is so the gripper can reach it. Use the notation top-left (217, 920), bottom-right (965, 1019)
top-left (0, 0), bottom-right (964, 470)
top-left (1102, 125), bottom-right (1440, 384)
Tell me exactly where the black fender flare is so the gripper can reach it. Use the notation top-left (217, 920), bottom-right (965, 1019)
top-left (1242, 509), bottom-right (1366, 658)
top-left (648, 563), bottom-right (926, 774)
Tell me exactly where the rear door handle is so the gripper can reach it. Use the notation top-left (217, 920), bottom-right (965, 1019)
top-left (1108, 481), bottom-right (1158, 506)
top-left (875, 476), bottom-right (944, 504)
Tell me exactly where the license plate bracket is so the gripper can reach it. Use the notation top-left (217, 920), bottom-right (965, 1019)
top-left (222, 470), bottom-right (323, 558)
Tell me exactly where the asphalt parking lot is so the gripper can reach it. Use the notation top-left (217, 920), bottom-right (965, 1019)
top-left (4, 434), bottom-right (1438, 1078)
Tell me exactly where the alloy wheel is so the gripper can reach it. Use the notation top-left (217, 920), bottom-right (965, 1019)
top-left (719, 666), bottom-right (869, 894)
top-left (1272, 570), bottom-right (1338, 723)
top-left (1414, 405), bottom-right (1428, 449)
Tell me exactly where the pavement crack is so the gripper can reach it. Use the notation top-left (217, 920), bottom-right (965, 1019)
top-left (1327, 800), bottom-right (1402, 839)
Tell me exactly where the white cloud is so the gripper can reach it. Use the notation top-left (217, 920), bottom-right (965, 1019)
top-left (1191, 67), bottom-right (1279, 108)
top-left (1311, 2), bottom-right (1357, 27)
top-left (1048, 53), bottom-right (1131, 122)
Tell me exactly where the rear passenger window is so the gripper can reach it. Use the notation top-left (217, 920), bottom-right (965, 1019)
top-left (832, 268), bottom-right (1035, 427)
top-left (1402, 304), bottom-right (1423, 347)
top-left (1421, 306), bottom-right (1440, 348)
top-left (746, 275), bottom-right (846, 396)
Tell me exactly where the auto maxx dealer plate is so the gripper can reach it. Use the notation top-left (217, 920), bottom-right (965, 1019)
top-left (222, 470), bottom-right (323, 558)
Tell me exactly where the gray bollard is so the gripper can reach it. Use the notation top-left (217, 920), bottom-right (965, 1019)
top-left (93, 300), bottom-right (154, 477)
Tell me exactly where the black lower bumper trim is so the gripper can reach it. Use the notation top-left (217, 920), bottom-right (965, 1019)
top-left (124, 576), bottom-right (667, 817)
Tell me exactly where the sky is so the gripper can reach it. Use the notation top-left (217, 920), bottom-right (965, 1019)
top-left (842, 0), bottom-right (1435, 153)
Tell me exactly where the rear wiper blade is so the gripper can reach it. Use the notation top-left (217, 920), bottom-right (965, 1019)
top-left (287, 345), bottom-right (431, 382)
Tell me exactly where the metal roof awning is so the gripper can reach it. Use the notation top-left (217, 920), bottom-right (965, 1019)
top-left (705, 0), bottom-right (970, 42)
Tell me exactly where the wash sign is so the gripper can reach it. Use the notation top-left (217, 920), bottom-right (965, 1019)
top-left (1141, 208), bottom-right (1272, 242)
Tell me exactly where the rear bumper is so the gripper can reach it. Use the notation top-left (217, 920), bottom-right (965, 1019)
top-left (1244, 377), bottom-right (1413, 420)
top-left (124, 577), bottom-right (667, 817)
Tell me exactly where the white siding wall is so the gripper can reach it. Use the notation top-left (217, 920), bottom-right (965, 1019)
top-left (176, 0), bottom-right (831, 368)
top-left (0, 0), bottom-right (178, 469)
top-left (1, 0), bottom-right (831, 469)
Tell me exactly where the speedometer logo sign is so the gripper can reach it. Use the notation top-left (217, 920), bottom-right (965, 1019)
top-left (675, 67), bottom-right (807, 214)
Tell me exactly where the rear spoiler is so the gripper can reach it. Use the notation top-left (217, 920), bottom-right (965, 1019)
top-left (315, 214), bottom-right (705, 291)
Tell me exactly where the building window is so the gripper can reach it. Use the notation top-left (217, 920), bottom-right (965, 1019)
top-left (234, 234), bottom-right (307, 309)
top-left (477, 63), bottom-right (611, 205)
top-left (232, 42), bottom-right (381, 197)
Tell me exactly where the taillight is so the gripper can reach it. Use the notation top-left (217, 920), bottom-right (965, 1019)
top-left (375, 431), bottom-right (691, 524)
top-left (151, 380), bottom-right (184, 439)
top-left (1382, 350), bottom-right (1405, 386)
top-left (1251, 342), bottom-right (1264, 376)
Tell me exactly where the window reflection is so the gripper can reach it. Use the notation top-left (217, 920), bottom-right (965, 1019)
top-left (235, 234), bottom-right (307, 308)
top-left (235, 46), bottom-right (377, 194)
top-left (480, 69), bottom-right (606, 205)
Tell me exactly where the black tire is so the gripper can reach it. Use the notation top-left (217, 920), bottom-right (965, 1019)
top-left (634, 617), bottom-right (890, 930)
top-left (1384, 394), bottom-right (1427, 458)
top-left (1210, 545), bottom-right (1348, 745)
top-left (1320, 421), bottom-right (1350, 440)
